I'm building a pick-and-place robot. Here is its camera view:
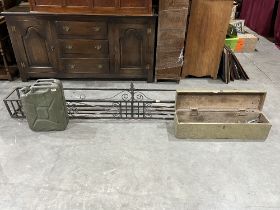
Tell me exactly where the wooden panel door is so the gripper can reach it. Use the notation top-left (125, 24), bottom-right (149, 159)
top-left (110, 19), bottom-right (155, 82)
top-left (182, 0), bottom-right (233, 79)
top-left (7, 18), bottom-right (57, 81)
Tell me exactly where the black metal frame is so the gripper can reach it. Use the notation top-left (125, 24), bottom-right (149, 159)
top-left (3, 83), bottom-right (176, 120)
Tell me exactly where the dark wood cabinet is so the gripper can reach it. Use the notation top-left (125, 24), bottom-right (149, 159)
top-left (28, 0), bottom-right (153, 15)
top-left (3, 6), bottom-right (156, 82)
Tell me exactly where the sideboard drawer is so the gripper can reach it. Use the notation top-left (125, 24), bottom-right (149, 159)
top-left (59, 39), bottom-right (109, 58)
top-left (55, 21), bottom-right (107, 38)
top-left (62, 59), bottom-right (109, 74)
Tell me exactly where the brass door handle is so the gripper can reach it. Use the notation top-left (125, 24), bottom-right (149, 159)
top-left (94, 45), bottom-right (102, 50)
top-left (93, 27), bottom-right (100, 32)
top-left (69, 64), bottom-right (76, 70)
top-left (63, 26), bottom-right (70, 32)
top-left (97, 64), bottom-right (103, 69)
top-left (50, 46), bottom-right (55, 52)
top-left (66, 45), bottom-right (73, 50)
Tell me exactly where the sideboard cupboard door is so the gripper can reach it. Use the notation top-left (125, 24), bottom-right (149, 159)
top-left (6, 18), bottom-right (57, 81)
top-left (110, 19), bottom-right (155, 82)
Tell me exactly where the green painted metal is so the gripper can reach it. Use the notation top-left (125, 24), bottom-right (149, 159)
top-left (20, 79), bottom-right (69, 132)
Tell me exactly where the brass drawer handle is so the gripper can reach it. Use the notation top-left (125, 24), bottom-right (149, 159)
top-left (97, 64), bottom-right (103, 69)
top-left (93, 27), bottom-right (100, 32)
top-left (94, 45), bottom-right (102, 50)
top-left (50, 46), bottom-right (55, 52)
top-left (63, 26), bottom-right (70, 32)
top-left (66, 45), bottom-right (73, 50)
top-left (69, 64), bottom-right (76, 70)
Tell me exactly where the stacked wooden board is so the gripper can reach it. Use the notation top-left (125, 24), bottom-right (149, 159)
top-left (155, 0), bottom-right (189, 82)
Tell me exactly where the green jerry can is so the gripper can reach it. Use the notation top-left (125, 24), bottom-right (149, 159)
top-left (20, 79), bottom-right (69, 132)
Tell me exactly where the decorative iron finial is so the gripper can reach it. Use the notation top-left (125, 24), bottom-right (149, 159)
top-left (130, 82), bottom-right (134, 91)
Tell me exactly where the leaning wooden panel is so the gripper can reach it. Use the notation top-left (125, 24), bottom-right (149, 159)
top-left (174, 90), bottom-right (272, 140)
top-left (182, 0), bottom-right (233, 79)
top-left (155, 0), bottom-right (189, 82)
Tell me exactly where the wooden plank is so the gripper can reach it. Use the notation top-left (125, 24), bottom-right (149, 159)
top-left (182, 0), bottom-right (233, 79)
top-left (155, 0), bottom-right (189, 81)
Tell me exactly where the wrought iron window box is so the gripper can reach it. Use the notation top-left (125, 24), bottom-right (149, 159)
top-left (4, 83), bottom-right (176, 121)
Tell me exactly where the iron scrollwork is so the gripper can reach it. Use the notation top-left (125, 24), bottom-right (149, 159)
top-left (111, 83), bottom-right (153, 119)
top-left (66, 83), bottom-right (154, 119)
top-left (58, 82), bottom-right (176, 120)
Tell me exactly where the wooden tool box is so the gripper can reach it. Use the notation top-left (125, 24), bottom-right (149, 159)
top-left (174, 90), bottom-right (272, 140)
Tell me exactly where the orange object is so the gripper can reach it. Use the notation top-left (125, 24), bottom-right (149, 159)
top-left (235, 38), bottom-right (245, 52)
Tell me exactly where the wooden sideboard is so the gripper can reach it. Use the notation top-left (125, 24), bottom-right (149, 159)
top-left (3, 6), bottom-right (156, 82)
top-left (28, 0), bottom-right (153, 15)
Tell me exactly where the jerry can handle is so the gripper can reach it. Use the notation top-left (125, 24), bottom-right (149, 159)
top-left (20, 86), bottom-right (31, 95)
top-left (32, 82), bottom-right (54, 87)
top-left (36, 79), bottom-right (57, 83)
top-left (30, 83), bottom-right (57, 93)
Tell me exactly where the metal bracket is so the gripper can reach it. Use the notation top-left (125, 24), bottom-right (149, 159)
top-left (20, 62), bottom-right (26, 69)
top-left (190, 108), bottom-right (199, 116)
top-left (11, 26), bottom-right (16, 32)
top-left (237, 109), bottom-right (247, 116)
